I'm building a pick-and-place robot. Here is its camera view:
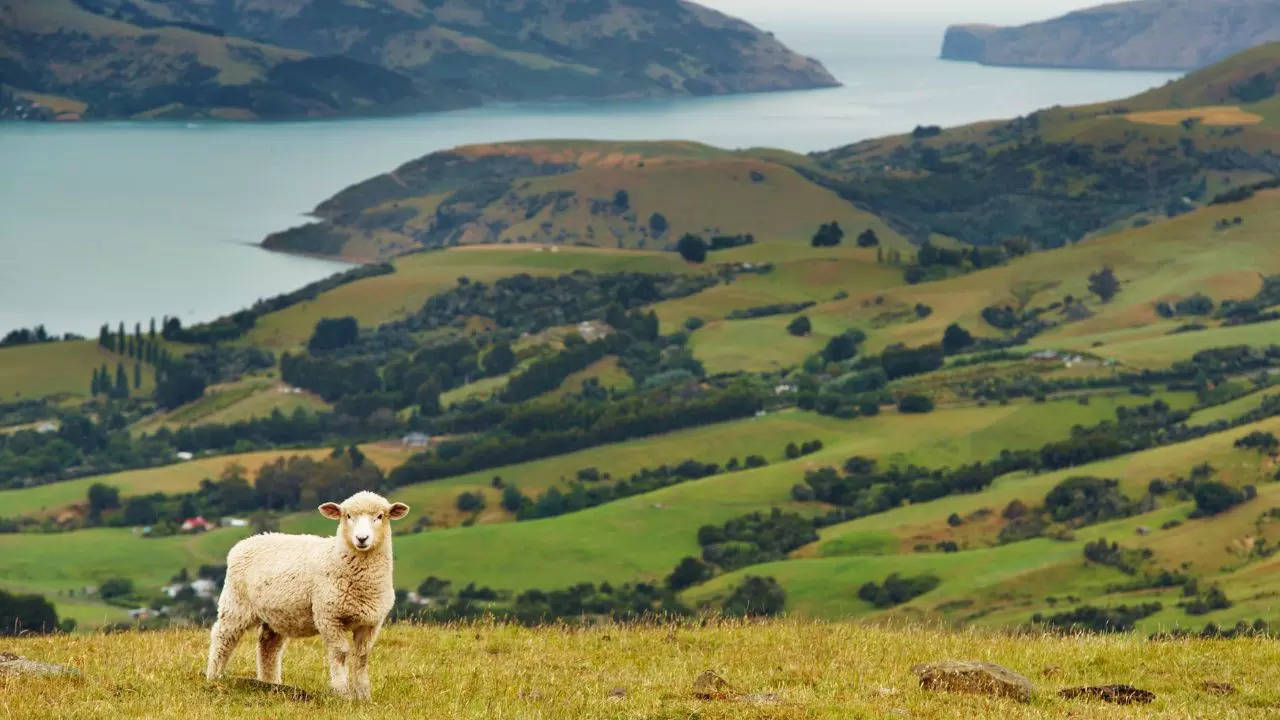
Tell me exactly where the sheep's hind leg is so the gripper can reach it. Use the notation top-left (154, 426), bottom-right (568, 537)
top-left (348, 624), bottom-right (380, 701)
top-left (205, 610), bottom-right (255, 681)
top-left (256, 624), bottom-right (287, 684)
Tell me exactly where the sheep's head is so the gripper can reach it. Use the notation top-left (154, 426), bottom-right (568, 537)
top-left (319, 491), bottom-right (409, 553)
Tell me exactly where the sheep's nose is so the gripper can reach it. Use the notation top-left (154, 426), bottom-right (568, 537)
top-left (356, 535), bottom-right (369, 544)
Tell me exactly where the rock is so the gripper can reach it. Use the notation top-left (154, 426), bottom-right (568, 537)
top-left (0, 653), bottom-right (79, 677)
top-left (1041, 665), bottom-right (1063, 678)
top-left (607, 687), bottom-right (627, 699)
top-left (692, 670), bottom-right (734, 700)
top-left (1199, 680), bottom-right (1237, 696)
top-left (741, 692), bottom-right (781, 705)
top-left (911, 660), bottom-right (1034, 702)
top-left (220, 677), bottom-right (313, 701)
top-left (1136, 526), bottom-right (1151, 536)
top-left (1058, 684), bottom-right (1155, 705)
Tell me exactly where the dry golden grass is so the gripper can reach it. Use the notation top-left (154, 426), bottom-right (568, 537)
top-left (1125, 106), bottom-right (1263, 126)
top-left (3, 621), bottom-right (1276, 719)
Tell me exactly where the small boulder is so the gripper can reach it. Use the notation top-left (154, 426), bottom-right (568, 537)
top-left (0, 653), bottom-right (79, 678)
top-left (1058, 684), bottom-right (1154, 704)
top-left (911, 660), bottom-right (1033, 702)
top-left (692, 670), bottom-right (734, 700)
top-left (607, 687), bottom-right (627, 699)
top-left (1199, 680), bottom-right (1236, 696)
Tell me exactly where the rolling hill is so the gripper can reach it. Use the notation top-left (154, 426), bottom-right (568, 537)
top-left (0, 0), bottom-right (836, 120)
top-left (2, 44), bottom-right (1280, 644)
top-left (264, 45), bottom-right (1280, 262)
top-left (941, 0), bottom-right (1280, 71)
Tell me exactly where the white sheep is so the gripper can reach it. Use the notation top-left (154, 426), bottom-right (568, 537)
top-left (204, 491), bottom-right (410, 700)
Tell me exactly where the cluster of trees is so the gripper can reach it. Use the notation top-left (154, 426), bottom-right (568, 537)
top-left (1032, 602), bottom-right (1163, 633)
top-left (0, 411), bottom-right (175, 489)
top-left (811, 221), bottom-right (844, 247)
top-left (395, 573), bottom-right (784, 624)
top-left (695, 508), bottom-right (818, 571)
top-left (726, 302), bottom-right (815, 321)
top-left (90, 362), bottom-right (140, 399)
top-left (1218, 276), bottom-right (1280, 326)
top-left (1179, 582), bottom-right (1232, 616)
top-left (1082, 538), bottom-right (1152, 575)
top-left (856, 573), bottom-right (940, 608)
top-left (506, 457), bottom-right (743, 522)
top-left (502, 339), bottom-right (607, 403)
top-left (1235, 431), bottom-right (1279, 454)
top-left (1, 324), bottom-right (71, 347)
top-left (675, 234), bottom-right (756, 263)
top-left (1155, 294), bottom-right (1215, 319)
top-left (75, 450), bottom-right (384, 532)
top-left (389, 382), bottom-right (765, 486)
top-left (795, 455), bottom-right (1010, 522)
top-left (0, 588), bottom-right (64, 635)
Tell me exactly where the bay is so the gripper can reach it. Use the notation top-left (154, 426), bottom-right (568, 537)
top-left (0, 26), bottom-right (1178, 336)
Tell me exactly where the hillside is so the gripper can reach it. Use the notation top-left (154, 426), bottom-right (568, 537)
top-left (4, 622), bottom-right (1272, 718)
top-left (0, 0), bottom-right (836, 121)
top-left (3, 45), bottom-right (1280, 647)
top-left (941, 0), bottom-right (1280, 71)
top-left (267, 47), bottom-right (1280, 261)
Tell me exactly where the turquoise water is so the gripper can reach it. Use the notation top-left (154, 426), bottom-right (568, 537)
top-left (0, 27), bottom-right (1178, 336)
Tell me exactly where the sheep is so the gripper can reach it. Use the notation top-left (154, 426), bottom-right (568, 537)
top-left (204, 491), bottom-right (410, 700)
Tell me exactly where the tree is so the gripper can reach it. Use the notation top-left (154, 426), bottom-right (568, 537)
top-left (98, 577), bottom-right (133, 599)
top-left (155, 361), bottom-right (206, 410)
top-left (501, 486), bottom-right (526, 513)
top-left (133, 362), bottom-right (142, 389)
top-left (856, 228), bottom-right (880, 247)
top-left (308, 316), bottom-right (359, 352)
top-left (1088, 267), bottom-right (1120, 302)
top-left (811, 221), bottom-right (844, 247)
top-left (676, 234), bottom-right (708, 263)
top-left (418, 379), bottom-right (442, 417)
top-left (648, 212), bottom-right (669, 237)
top-left (0, 589), bottom-right (59, 635)
top-left (456, 491), bottom-right (486, 513)
top-left (117, 322), bottom-right (125, 353)
top-left (787, 316), bottom-right (812, 337)
top-left (665, 556), bottom-right (713, 590)
top-left (821, 330), bottom-right (865, 363)
top-left (482, 342), bottom-right (516, 376)
top-left (1193, 482), bottom-right (1246, 516)
top-left (613, 189), bottom-right (630, 213)
top-left (87, 483), bottom-right (120, 519)
top-left (721, 576), bottom-right (785, 617)
top-left (897, 394), bottom-right (935, 413)
top-left (942, 323), bottom-right (974, 354)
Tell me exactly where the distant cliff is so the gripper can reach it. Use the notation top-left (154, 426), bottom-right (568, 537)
top-left (0, 0), bottom-right (837, 121)
top-left (942, 0), bottom-right (1280, 71)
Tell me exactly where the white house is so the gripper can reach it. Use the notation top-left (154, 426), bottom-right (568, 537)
top-left (402, 432), bottom-right (431, 449)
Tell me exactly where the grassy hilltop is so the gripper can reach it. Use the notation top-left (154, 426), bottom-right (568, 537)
top-left (5, 622), bottom-right (1278, 719)
top-left (2, 45), bottom-right (1280, 652)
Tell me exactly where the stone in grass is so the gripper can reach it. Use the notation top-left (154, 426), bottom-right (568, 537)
top-left (219, 677), bottom-right (314, 702)
top-left (911, 660), bottom-right (1034, 702)
top-left (692, 670), bottom-right (735, 700)
top-left (0, 652), bottom-right (79, 677)
top-left (1058, 684), bottom-right (1155, 705)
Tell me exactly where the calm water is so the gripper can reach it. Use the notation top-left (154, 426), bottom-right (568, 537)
top-left (0, 27), bottom-right (1178, 336)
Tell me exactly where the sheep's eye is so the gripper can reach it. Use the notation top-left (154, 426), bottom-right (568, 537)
top-left (377, 513), bottom-right (384, 520)
top-left (345, 514), bottom-right (351, 520)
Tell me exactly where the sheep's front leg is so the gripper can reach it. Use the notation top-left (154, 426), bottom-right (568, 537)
top-left (317, 621), bottom-right (352, 698)
top-left (349, 624), bottom-right (380, 701)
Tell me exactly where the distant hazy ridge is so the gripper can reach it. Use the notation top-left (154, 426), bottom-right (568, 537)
top-left (942, 0), bottom-right (1280, 71)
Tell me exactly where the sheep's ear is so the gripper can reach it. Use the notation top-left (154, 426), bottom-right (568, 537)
top-left (319, 502), bottom-right (343, 520)
top-left (388, 503), bottom-right (410, 520)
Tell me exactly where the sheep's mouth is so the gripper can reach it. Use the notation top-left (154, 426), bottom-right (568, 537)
top-left (354, 540), bottom-right (371, 551)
